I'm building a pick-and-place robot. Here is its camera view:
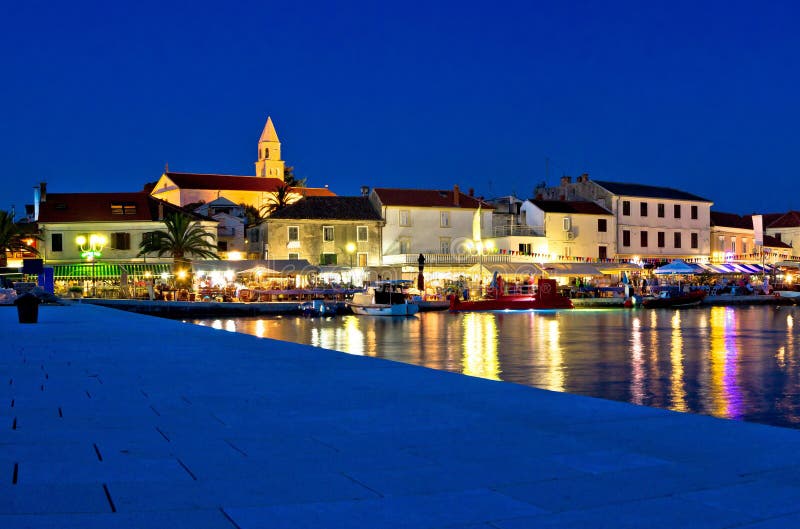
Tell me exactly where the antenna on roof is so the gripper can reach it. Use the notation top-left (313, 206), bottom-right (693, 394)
top-left (164, 162), bottom-right (169, 173)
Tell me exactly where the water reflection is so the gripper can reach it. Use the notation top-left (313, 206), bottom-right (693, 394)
top-left (462, 313), bottom-right (499, 380)
top-left (188, 305), bottom-right (800, 430)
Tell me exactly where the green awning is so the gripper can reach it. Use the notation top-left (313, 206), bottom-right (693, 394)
top-left (53, 263), bottom-right (172, 280)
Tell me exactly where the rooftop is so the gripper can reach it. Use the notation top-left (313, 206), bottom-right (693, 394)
top-left (372, 187), bottom-right (493, 209)
top-left (38, 192), bottom-right (207, 223)
top-left (530, 200), bottom-right (612, 215)
top-left (593, 180), bottom-right (712, 202)
top-left (159, 172), bottom-right (335, 197)
top-left (268, 196), bottom-right (382, 221)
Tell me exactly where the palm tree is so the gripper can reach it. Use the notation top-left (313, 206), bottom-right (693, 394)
top-left (137, 213), bottom-right (219, 287)
top-left (0, 210), bottom-right (39, 267)
top-left (261, 184), bottom-right (299, 216)
top-left (283, 166), bottom-right (306, 188)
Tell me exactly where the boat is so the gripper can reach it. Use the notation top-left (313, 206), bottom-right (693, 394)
top-left (299, 299), bottom-right (338, 317)
top-left (347, 280), bottom-right (420, 316)
top-left (642, 289), bottom-right (706, 308)
top-left (449, 278), bottom-right (573, 312)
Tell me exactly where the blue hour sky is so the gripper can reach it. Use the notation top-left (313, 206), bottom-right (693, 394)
top-left (2, 0), bottom-right (799, 217)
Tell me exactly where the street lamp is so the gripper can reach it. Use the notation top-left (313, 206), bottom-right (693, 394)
top-left (76, 234), bottom-right (107, 298)
top-left (345, 242), bottom-right (356, 286)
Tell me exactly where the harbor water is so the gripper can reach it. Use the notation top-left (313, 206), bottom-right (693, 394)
top-left (189, 305), bottom-right (800, 429)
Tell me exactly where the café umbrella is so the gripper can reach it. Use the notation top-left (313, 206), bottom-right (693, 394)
top-left (653, 259), bottom-right (702, 275)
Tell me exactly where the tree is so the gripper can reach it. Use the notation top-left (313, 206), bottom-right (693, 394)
top-left (261, 184), bottom-right (299, 216)
top-left (0, 210), bottom-right (39, 267)
top-left (283, 166), bottom-right (306, 188)
top-left (137, 213), bottom-right (219, 286)
top-left (240, 204), bottom-right (265, 227)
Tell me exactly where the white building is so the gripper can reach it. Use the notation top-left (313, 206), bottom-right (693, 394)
top-left (520, 200), bottom-right (615, 260)
top-left (539, 174), bottom-right (713, 262)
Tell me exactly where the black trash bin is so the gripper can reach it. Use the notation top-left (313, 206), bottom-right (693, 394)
top-left (15, 293), bottom-right (40, 324)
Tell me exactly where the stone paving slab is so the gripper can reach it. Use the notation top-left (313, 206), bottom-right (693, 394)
top-left (3, 304), bottom-right (800, 528)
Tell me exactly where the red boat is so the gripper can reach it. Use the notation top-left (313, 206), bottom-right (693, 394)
top-left (449, 278), bottom-right (573, 312)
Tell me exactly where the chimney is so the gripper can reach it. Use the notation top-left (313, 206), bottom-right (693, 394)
top-left (560, 176), bottom-right (572, 187)
top-left (453, 184), bottom-right (460, 206)
top-left (578, 173), bottom-right (589, 183)
top-left (39, 182), bottom-right (47, 202)
top-left (360, 185), bottom-right (370, 197)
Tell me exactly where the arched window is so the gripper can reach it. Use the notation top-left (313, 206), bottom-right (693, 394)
top-left (264, 148), bottom-right (269, 159)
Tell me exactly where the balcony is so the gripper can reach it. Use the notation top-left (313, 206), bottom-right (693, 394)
top-left (493, 225), bottom-right (542, 237)
top-left (217, 227), bottom-right (238, 237)
top-left (382, 253), bottom-right (511, 266)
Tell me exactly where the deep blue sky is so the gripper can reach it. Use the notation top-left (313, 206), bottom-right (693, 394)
top-left (2, 0), bottom-right (799, 217)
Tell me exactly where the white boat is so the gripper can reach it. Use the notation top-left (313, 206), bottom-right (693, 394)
top-left (775, 290), bottom-right (800, 299)
top-left (347, 280), bottom-right (420, 316)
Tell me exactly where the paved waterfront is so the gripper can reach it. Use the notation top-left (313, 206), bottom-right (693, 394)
top-left (3, 305), bottom-right (800, 528)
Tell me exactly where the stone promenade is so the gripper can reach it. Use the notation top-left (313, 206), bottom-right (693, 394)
top-left (2, 304), bottom-right (800, 528)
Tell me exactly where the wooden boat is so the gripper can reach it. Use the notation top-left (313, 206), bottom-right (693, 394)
top-left (642, 289), bottom-right (706, 308)
top-left (347, 280), bottom-right (420, 316)
top-left (449, 279), bottom-right (573, 312)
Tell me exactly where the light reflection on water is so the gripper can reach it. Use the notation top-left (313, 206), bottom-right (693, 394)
top-left (190, 305), bottom-right (800, 429)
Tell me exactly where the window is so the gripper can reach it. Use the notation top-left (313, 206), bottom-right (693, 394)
top-left (110, 232), bottom-right (130, 250)
top-left (249, 228), bottom-right (260, 243)
top-left (356, 226), bottom-right (368, 242)
top-left (731, 240), bottom-right (736, 254)
top-left (217, 241), bottom-right (228, 251)
top-left (288, 226), bottom-right (299, 242)
top-left (691, 205), bottom-right (698, 220)
top-left (320, 253), bottom-right (337, 265)
top-left (322, 226), bottom-right (334, 242)
top-left (399, 210), bottom-right (411, 226)
top-left (439, 238), bottom-right (451, 254)
top-left (111, 202), bottom-right (137, 215)
top-left (519, 243), bottom-right (532, 254)
top-left (598, 246), bottom-right (608, 259)
top-left (51, 233), bottom-right (63, 252)
top-left (691, 233), bottom-right (699, 249)
top-left (674, 232), bottom-right (682, 248)
top-left (622, 230), bottom-right (631, 247)
top-left (597, 218), bottom-right (607, 232)
top-left (658, 231), bottom-right (665, 248)
top-left (562, 217), bottom-right (571, 231)
top-left (657, 203), bottom-right (665, 218)
top-left (640, 231), bottom-right (648, 247)
top-left (742, 241), bottom-right (748, 254)
top-left (440, 211), bottom-right (450, 228)
top-left (622, 201), bottom-right (631, 216)
top-left (640, 202), bottom-right (648, 217)
top-left (399, 238), bottom-right (411, 254)
top-left (142, 232), bottom-right (158, 247)
top-left (357, 253), bottom-right (368, 267)
top-left (288, 252), bottom-right (299, 260)
top-left (674, 204), bottom-right (681, 219)
top-left (776, 233), bottom-right (782, 242)
top-left (264, 148), bottom-right (269, 159)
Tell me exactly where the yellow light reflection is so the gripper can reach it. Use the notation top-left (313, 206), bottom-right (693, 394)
top-left (254, 319), bottom-right (266, 339)
top-left (669, 312), bottom-right (687, 412)
top-left (708, 306), bottom-right (741, 419)
top-left (225, 320), bottom-right (236, 333)
top-left (630, 317), bottom-right (645, 405)
top-left (530, 316), bottom-right (565, 392)
top-left (462, 313), bottom-right (500, 380)
top-left (343, 317), bottom-right (365, 356)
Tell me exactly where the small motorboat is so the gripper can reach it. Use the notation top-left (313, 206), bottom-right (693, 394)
top-left (642, 289), bottom-right (706, 308)
top-left (299, 299), bottom-right (338, 317)
top-left (347, 280), bottom-right (420, 316)
top-left (449, 278), bottom-right (573, 312)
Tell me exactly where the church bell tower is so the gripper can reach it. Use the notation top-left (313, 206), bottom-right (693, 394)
top-left (255, 116), bottom-right (285, 180)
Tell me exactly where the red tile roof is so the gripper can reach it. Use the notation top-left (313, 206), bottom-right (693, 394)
top-left (372, 188), bottom-right (492, 209)
top-left (162, 172), bottom-right (335, 196)
top-left (767, 211), bottom-right (800, 229)
top-left (38, 192), bottom-right (204, 223)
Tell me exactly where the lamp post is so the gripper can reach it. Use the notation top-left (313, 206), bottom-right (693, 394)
top-left (76, 234), bottom-right (107, 298)
top-left (345, 242), bottom-right (356, 286)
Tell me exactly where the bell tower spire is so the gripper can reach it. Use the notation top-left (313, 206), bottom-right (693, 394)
top-left (255, 116), bottom-right (285, 180)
